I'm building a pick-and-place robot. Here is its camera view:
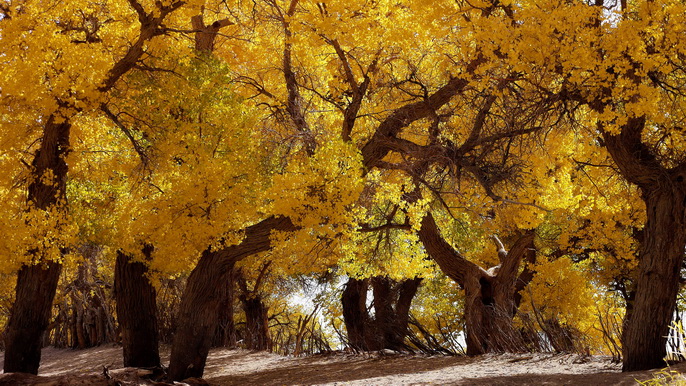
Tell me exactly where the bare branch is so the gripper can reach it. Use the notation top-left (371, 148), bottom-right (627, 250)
top-left (491, 235), bottom-right (507, 263)
top-left (101, 104), bottom-right (149, 167)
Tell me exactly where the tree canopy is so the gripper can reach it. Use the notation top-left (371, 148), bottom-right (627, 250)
top-left (2, 0), bottom-right (686, 378)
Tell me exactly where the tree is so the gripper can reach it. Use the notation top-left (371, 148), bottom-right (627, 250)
top-left (114, 248), bottom-right (160, 368)
top-left (236, 263), bottom-right (273, 351)
top-left (0, 0), bottom-right (189, 373)
top-left (500, 0), bottom-right (686, 370)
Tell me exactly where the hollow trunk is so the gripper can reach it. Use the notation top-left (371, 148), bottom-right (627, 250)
top-left (240, 295), bottom-right (271, 351)
top-left (341, 277), bottom-right (369, 351)
top-left (114, 250), bottom-right (160, 368)
top-left (168, 216), bottom-right (295, 381)
top-left (3, 116), bottom-right (70, 374)
top-left (622, 187), bottom-right (686, 371)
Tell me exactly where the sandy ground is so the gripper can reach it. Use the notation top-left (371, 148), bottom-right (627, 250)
top-left (0, 345), bottom-right (684, 385)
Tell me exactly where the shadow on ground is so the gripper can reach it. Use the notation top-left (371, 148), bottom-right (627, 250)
top-left (209, 354), bottom-right (474, 385)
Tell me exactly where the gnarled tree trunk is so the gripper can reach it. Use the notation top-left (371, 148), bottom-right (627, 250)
top-left (621, 186), bottom-right (686, 370)
top-left (168, 216), bottom-right (295, 381)
top-left (114, 249), bottom-right (160, 368)
top-left (597, 116), bottom-right (686, 371)
top-left (240, 295), bottom-right (271, 351)
top-left (370, 276), bottom-right (421, 351)
top-left (418, 212), bottom-right (536, 355)
top-left (341, 276), bottom-right (421, 352)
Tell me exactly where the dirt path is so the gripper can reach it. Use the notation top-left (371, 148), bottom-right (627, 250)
top-left (0, 345), bottom-right (681, 385)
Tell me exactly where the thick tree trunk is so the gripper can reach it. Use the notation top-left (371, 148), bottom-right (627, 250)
top-left (464, 272), bottom-right (531, 354)
top-left (418, 212), bottom-right (536, 355)
top-left (212, 266), bottom-right (237, 348)
top-left (462, 276), bottom-right (489, 355)
top-left (369, 277), bottom-right (392, 351)
top-left (168, 250), bottom-right (234, 381)
top-left (622, 187), bottom-right (686, 371)
top-left (114, 250), bottom-right (160, 368)
top-left (240, 295), bottom-right (271, 351)
top-left (3, 262), bottom-right (62, 374)
top-left (4, 117), bottom-right (70, 374)
top-left (598, 116), bottom-right (686, 371)
top-left (370, 276), bottom-right (421, 351)
top-left (392, 277), bottom-right (422, 349)
top-left (341, 278), bottom-right (370, 351)
top-left (168, 216), bottom-right (295, 381)
top-left (341, 276), bottom-right (421, 352)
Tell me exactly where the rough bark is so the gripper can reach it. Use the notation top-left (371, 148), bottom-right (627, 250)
top-left (168, 216), bottom-right (296, 381)
top-left (3, 116), bottom-right (70, 374)
top-left (341, 278), bottom-right (370, 351)
top-left (621, 186), bottom-right (686, 370)
top-left (371, 276), bottom-right (421, 351)
top-left (341, 276), bottom-right (421, 352)
top-left (417, 212), bottom-right (536, 355)
top-left (598, 116), bottom-right (686, 371)
top-left (212, 266), bottom-right (237, 348)
top-left (240, 295), bottom-right (271, 351)
top-left (114, 249), bottom-right (160, 368)
top-left (3, 261), bottom-right (63, 374)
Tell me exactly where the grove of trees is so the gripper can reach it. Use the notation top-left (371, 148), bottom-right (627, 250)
top-left (1, 0), bottom-right (686, 381)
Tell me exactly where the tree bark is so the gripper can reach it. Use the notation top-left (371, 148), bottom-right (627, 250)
top-left (417, 212), bottom-right (536, 355)
top-left (621, 186), bottom-right (686, 370)
top-left (341, 278), bottom-right (370, 351)
top-left (372, 276), bottom-right (421, 351)
top-left (597, 116), bottom-right (686, 371)
top-left (114, 249), bottom-right (160, 368)
top-left (3, 261), bottom-right (63, 374)
top-left (212, 266), bottom-right (237, 348)
top-left (240, 295), bottom-right (271, 351)
top-left (168, 216), bottom-right (296, 381)
top-left (3, 116), bottom-right (70, 374)
top-left (341, 276), bottom-right (421, 352)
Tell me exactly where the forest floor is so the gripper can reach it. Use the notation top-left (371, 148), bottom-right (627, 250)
top-left (0, 344), bottom-right (684, 385)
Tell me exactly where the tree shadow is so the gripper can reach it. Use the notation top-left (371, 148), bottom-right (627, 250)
top-left (208, 354), bottom-right (474, 385)
top-left (456, 371), bottom-right (653, 385)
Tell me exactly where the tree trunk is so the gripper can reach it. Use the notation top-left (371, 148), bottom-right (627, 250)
top-left (543, 318), bottom-right (578, 353)
top-left (417, 212), bottom-right (536, 355)
top-left (621, 187), bottom-right (686, 371)
top-left (598, 116), bottom-right (686, 371)
top-left (370, 276), bottom-right (421, 351)
top-left (168, 216), bottom-right (296, 381)
top-left (341, 278), bottom-right (369, 351)
top-left (240, 295), bottom-right (271, 351)
top-left (212, 266), bottom-right (237, 348)
top-left (341, 276), bottom-right (421, 352)
top-left (168, 250), bottom-right (231, 380)
top-left (3, 262), bottom-right (63, 374)
top-left (3, 116), bottom-right (70, 374)
top-left (114, 250), bottom-right (160, 368)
